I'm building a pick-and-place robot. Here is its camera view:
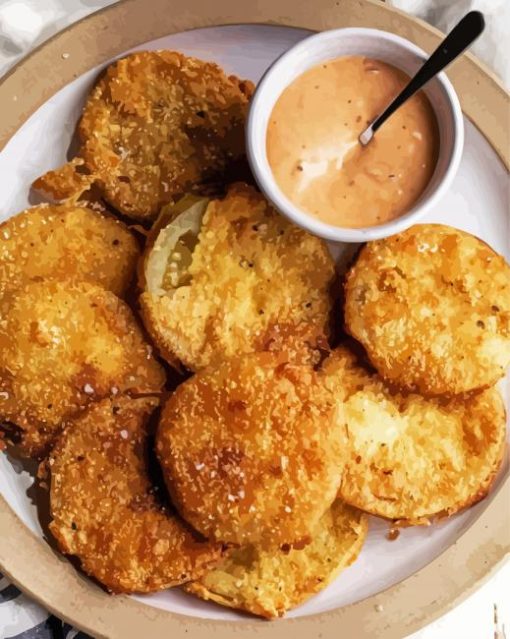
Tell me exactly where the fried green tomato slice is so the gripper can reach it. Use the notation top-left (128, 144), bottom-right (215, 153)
top-left (184, 501), bottom-right (367, 618)
top-left (0, 203), bottom-right (139, 298)
top-left (156, 352), bottom-right (346, 549)
top-left (140, 183), bottom-right (335, 371)
top-left (0, 280), bottom-right (165, 458)
top-left (33, 51), bottom-right (253, 221)
top-left (322, 346), bottom-right (506, 521)
top-left (344, 224), bottom-right (510, 396)
top-left (32, 157), bottom-right (95, 203)
top-left (48, 395), bottom-right (222, 593)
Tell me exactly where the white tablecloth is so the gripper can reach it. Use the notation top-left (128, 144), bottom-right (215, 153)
top-left (0, 1), bottom-right (508, 638)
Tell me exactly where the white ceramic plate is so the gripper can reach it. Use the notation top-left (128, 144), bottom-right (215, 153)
top-left (0, 24), bottom-right (508, 622)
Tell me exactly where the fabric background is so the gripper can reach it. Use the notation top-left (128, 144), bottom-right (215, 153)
top-left (0, 1), bottom-right (508, 638)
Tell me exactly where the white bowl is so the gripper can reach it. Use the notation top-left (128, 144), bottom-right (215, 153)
top-left (246, 28), bottom-right (464, 243)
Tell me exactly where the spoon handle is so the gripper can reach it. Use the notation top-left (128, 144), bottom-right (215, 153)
top-left (371, 11), bottom-right (485, 135)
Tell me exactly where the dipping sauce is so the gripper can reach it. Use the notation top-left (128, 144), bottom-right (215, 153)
top-left (266, 56), bottom-right (439, 228)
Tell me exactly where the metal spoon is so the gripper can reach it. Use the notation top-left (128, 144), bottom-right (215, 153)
top-left (359, 11), bottom-right (485, 146)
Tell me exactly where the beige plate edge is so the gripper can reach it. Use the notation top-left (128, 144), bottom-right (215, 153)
top-left (0, 0), bottom-right (509, 638)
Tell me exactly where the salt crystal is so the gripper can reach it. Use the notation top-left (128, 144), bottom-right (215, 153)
top-left (83, 383), bottom-right (94, 394)
top-left (120, 430), bottom-right (129, 439)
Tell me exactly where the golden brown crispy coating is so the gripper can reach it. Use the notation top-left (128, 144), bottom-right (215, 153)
top-left (322, 346), bottom-right (507, 521)
top-left (48, 395), bottom-right (222, 593)
top-left (0, 203), bottom-right (139, 298)
top-left (156, 352), bottom-right (346, 549)
top-left (344, 224), bottom-right (510, 396)
top-left (34, 51), bottom-right (253, 221)
top-left (32, 158), bottom-right (95, 202)
top-left (184, 501), bottom-right (367, 618)
top-left (140, 183), bottom-right (335, 371)
top-left (254, 321), bottom-right (331, 367)
top-left (0, 280), bottom-right (165, 458)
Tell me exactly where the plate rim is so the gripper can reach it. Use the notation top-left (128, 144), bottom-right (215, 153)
top-left (0, 0), bottom-right (509, 637)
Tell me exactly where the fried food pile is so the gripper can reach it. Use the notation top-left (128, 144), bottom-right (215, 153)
top-left (0, 279), bottom-right (164, 457)
top-left (344, 224), bottom-right (510, 395)
top-left (34, 51), bottom-right (253, 221)
top-left (322, 347), bottom-right (506, 520)
top-left (47, 396), bottom-right (222, 593)
top-left (0, 203), bottom-right (139, 298)
top-left (139, 183), bottom-right (334, 370)
top-left (184, 500), bottom-right (367, 619)
top-left (157, 352), bottom-right (346, 548)
top-left (0, 50), bottom-right (508, 619)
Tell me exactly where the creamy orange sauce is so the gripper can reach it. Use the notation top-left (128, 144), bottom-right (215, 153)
top-left (266, 56), bottom-right (439, 228)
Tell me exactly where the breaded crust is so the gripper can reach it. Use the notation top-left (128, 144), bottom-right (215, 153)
top-left (34, 51), bottom-right (253, 221)
top-left (344, 224), bottom-right (510, 396)
top-left (156, 352), bottom-right (345, 548)
top-left (0, 280), bottom-right (165, 458)
top-left (253, 321), bottom-right (331, 367)
top-left (48, 395), bottom-right (222, 593)
top-left (184, 501), bottom-right (367, 619)
top-left (32, 158), bottom-right (95, 202)
top-left (322, 347), bottom-right (507, 521)
top-left (0, 203), bottom-right (139, 298)
top-left (140, 183), bottom-right (335, 371)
